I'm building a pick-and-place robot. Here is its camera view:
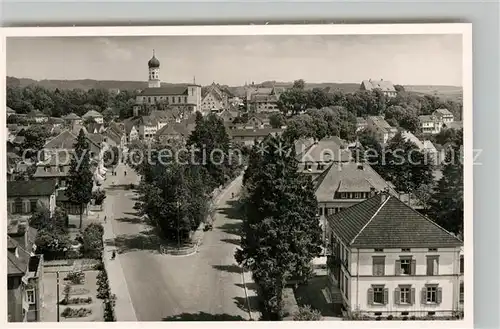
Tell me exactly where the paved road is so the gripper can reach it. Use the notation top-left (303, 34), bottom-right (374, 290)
top-left (103, 163), bottom-right (258, 321)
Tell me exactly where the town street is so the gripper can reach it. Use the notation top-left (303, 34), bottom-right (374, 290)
top-left (102, 163), bottom-right (258, 321)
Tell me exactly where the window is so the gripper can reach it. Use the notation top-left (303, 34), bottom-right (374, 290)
top-left (344, 275), bottom-right (349, 298)
top-left (30, 199), bottom-right (38, 212)
top-left (317, 163), bottom-right (324, 170)
top-left (369, 285), bottom-right (387, 305)
top-left (318, 207), bottom-right (323, 216)
top-left (354, 192), bottom-right (363, 199)
top-left (426, 256), bottom-right (439, 275)
top-left (396, 257), bottom-right (415, 275)
top-left (460, 256), bottom-right (464, 274)
top-left (15, 198), bottom-right (23, 214)
top-left (26, 289), bottom-right (35, 304)
top-left (396, 285), bottom-right (413, 304)
top-left (184, 96), bottom-right (187, 103)
top-left (459, 282), bottom-right (464, 303)
top-left (422, 285), bottom-right (442, 304)
top-left (428, 248), bottom-right (438, 252)
top-left (178, 97), bottom-right (181, 103)
top-left (344, 250), bottom-right (349, 268)
top-left (374, 248), bottom-right (384, 252)
top-left (401, 248), bottom-right (411, 252)
top-left (372, 256), bottom-right (385, 276)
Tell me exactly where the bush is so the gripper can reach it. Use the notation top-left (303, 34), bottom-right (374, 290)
top-left (65, 271), bottom-right (85, 284)
top-left (61, 307), bottom-right (92, 318)
top-left (60, 296), bottom-right (93, 305)
top-left (81, 223), bottom-right (104, 259)
top-left (292, 305), bottom-right (322, 321)
top-left (387, 315), bottom-right (393, 320)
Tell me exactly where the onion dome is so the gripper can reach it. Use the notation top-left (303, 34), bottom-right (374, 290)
top-left (148, 50), bottom-right (160, 68)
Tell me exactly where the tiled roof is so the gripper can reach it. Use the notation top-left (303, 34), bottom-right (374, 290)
top-left (63, 112), bottom-right (81, 120)
top-left (7, 179), bottom-right (57, 197)
top-left (44, 130), bottom-right (78, 149)
top-left (87, 133), bottom-right (104, 145)
top-left (48, 117), bottom-right (65, 124)
top-left (82, 110), bottom-right (103, 118)
top-left (297, 138), bottom-right (352, 163)
top-left (327, 194), bottom-right (463, 248)
top-left (139, 86), bottom-right (189, 96)
top-left (294, 137), bottom-right (315, 156)
top-left (108, 122), bottom-right (124, 135)
top-left (314, 162), bottom-right (397, 202)
top-left (156, 123), bottom-right (189, 137)
top-left (368, 116), bottom-right (393, 131)
top-left (105, 129), bottom-right (122, 145)
top-left (356, 117), bottom-right (367, 125)
top-left (418, 115), bottom-right (436, 123)
top-left (86, 122), bottom-right (104, 133)
top-left (361, 80), bottom-right (396, 92)
top-left (434, 108), bottom-right (453, 116)
top-left (123, 118), bottom-right (139, 134)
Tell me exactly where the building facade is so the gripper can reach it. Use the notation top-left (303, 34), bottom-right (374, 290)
top-left (360, 79), bottom-right (397, 98)
top-left (134, 51), bottom-right (202, 113)
top-left (327, 194), bottom-right (464, 320)
top-left (7, 180), bottom-right (57, 216)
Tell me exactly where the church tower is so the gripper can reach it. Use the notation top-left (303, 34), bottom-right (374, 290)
top-left (148, 50), bottom-right (160, 88)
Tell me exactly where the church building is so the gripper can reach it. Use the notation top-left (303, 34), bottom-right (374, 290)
top-left (134, 51), bottom-right (202, 116)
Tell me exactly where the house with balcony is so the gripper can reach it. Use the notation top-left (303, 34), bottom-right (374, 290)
top-left (7, 180), bottom-right (57, 217)
top-left (326, 193), bottom-right (464, 320)
top-left (8, 217), bottom-right (44, 322)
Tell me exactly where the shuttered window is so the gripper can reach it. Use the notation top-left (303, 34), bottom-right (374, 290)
top-left (396, 257), bottom-right (416, 275)
top-left (368, 285), bottom-right (388, 305)
top-left (372, 256), bottom-right (385, 276)
top-left (426, 256), bottom-right (439, 276)
top-left (421, 285), bottom-right (442, 304)
top-left (394, 285), bottom-right (415, 305)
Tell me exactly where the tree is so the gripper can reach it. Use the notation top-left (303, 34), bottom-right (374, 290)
top-left (102, 108), bottom-right (115, 124)
top-left (103, 146), bottom-right (120, 168)
top-left (35, 228), bottom-right (71, 260)
top-left (380, 132), bottom-right (434, 197)
top-left (269, 113), bottom-right (285, 128)
top-left (81, 223), bottom-right (104, 259)
top-left (20, 125), bottom-right (50, 159)
top-left (66, 129), bottom-right (94, 229)
top-left (292, 79), bottom-right (305, 90)
top-left (292, 305), bottom-right (322, 321)
top-left (187, 113), bottom-right (238, 189)
top-left (429, 130), bottom-right (463, 235)
top-left (235, 136), bottom-right (322, 320)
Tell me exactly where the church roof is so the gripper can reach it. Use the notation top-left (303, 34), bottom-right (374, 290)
top-left (148, 55), bottom-right (160, 68)
top-left (139, 86), bottom-right (189, 96)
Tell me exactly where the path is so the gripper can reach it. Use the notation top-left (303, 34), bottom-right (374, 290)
top-left (103, 163), bottom-right (259, 321)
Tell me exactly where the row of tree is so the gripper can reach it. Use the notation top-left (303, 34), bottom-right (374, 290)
top-left (7, 85), bottom-right (137, 119)
top-left (129, 113), bottom-right (244, 244)
top-left (236, 135), bottom-right (323, 320)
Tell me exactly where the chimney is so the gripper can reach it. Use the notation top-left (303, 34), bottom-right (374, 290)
top-left (356, 163), bottom-right (364, 170)
top-left (369, 187), bottom-right (376, 197)
top-left (380, 193), bottom-right (387, 204)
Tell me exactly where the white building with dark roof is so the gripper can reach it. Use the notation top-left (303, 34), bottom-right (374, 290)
top-left (134, 51), bottom-right (202, 115)
top-left (326, 194), bottom-right (464, 319)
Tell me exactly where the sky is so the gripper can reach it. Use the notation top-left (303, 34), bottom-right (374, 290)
top-left (7, 34), bottom-right (463, 86)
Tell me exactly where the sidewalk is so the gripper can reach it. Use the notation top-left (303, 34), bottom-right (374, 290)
top-left (101, 164), bottom-right (138, 321)
top-left (242, 269), bottom-right (261, 320)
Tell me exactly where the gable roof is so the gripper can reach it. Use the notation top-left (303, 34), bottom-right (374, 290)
top-left (314, 162), bottom-right (397, 201)
top-left (327, 194), bottom-right (463, 248)
top-left (297, 137), bottom-right (352, 163)
top-left (434, 108), bottom-right (453, 116)
top-left (418, 115), bottom-right (436, 123)
top-left (44, 129), bottom-right (100, 149)
top-left (82, 110), bottom-right (103, 118)
top-left (63, 112), bottom-right (81, 120)
top-left (139, 86), bottom-right (189, 96)
top-left (7, 179), bottom-right (57, 197)
top-left (7, 106), bottom-right (16, 114)
top-left (401, 131), bottom-right (424, 150)
top-left (86, 122), bottom-right (104, 133)
top-left (361, 80), bottom-right (396, 92)
top-left (444, 121), bottom-right (463, 130)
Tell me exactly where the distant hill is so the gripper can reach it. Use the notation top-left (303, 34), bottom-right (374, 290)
top-left (6, 76), bottom-right (462, 101)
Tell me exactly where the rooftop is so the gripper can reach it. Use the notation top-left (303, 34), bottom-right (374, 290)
top-left (314, 162), bottom-right (397, 201)
top-left (7, 179), bottom-right (57, 197)
top-left (297, 137), bottom-right (352, 163)
top-left (139, 86), bottom-right (189, 96)
top-left (82, 110), bottom-right (103, 118)
top-left (361, 79), bottom-right (396, 92)
top-left (327, 194), bottom-right (463, 248)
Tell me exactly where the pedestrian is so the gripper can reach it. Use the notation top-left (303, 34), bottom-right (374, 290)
top-left (104, 216), bottom-right (107, 223)
top-left (111, 250), bottom-right (116, 260)
top-left (124, 171), bottom-right (127, 176)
